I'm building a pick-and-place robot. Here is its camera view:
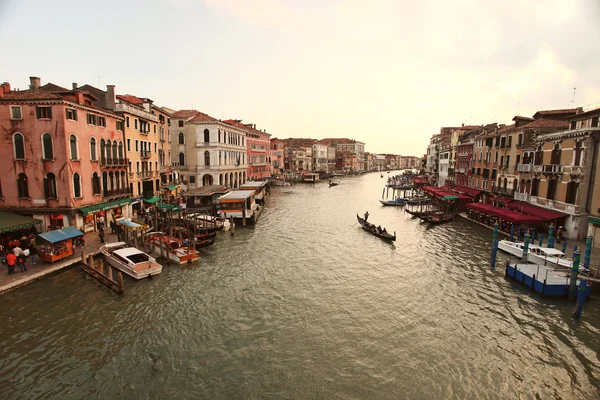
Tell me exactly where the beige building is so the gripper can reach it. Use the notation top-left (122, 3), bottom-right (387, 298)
top-left (170, 110), bottom-right (248, 190)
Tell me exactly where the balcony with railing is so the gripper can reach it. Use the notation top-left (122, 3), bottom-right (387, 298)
top-left (529, 195), bottom-right (580, 215)
top-left (542, 164), bottom-right (563, 174)
top-left (100, 157), bottom-right (129, 167)
top-left (492, 186), bottom-right (515, 197)
top-left (195, 141), bottom-right (217, 148)
top-left (250, 146), bottom-right (267, 153)
top-left (138, 170), bottom-right (155, 179)
top-left (140, 151), bottom-right (151, 159)
top-left (517, 164), bottom-right (533, 172)
top-left (103, 188), bottom-right (131, 198)
top-left (513, 191), bottom-right (530, 202)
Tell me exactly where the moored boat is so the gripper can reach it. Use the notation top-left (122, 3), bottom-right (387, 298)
top-left (379, 198), bottom-right (405, 206)
top-left (145, 232), bottom-right (199, 264)
top-left (424, 212), bottom-right (456, 224)
top-left (498, 240), bottom-right (575, 269)
top-left (100, 242), bottom-right (163, 279)
top-left (356, 214), bottom-right (396, 241)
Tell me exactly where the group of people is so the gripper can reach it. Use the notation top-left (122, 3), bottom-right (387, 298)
top-left (1, 234), bottom-right (36, 275)
top-left (362, 211), bottom-right (388, 235)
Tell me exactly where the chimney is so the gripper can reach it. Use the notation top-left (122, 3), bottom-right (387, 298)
top-left (0, 82), bottom-right (9, 98)
top-left (29, 76), bottom-right (41, 92)
top-left (72, 82), bottom-right (78, 90)
top-left (106, 85), bottom-right (116, 110)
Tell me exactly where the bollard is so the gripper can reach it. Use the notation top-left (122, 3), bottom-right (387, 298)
top-left (532, 230), bottom-right (536, 244)
top-left (584, 236), bottom-right (593, 270)
top-left (539, 234), bottom-right (544, 247)
top-left (517, 226), bottom-right (521, 241)
top-left (547, 224), bottom-right (555, 249)
top-left (569, 250), bottom-right (581, 300)
top-left (562, 240), bottom-right (567, 254)
top-left (523, 234), bottom-right (531, 263)
top-left (574, 279), bottom-right (588, 319)
top-left (573, 245), bottom-right (578, 258)
top-left (510, 224), bottom-right (515, 242)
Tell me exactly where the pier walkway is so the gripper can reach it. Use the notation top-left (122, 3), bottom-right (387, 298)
top-left (0, 231), bottom-right (118, 295)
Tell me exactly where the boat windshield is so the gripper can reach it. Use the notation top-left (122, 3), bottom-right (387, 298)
top-left (126, 253), bottom-right (150, 263)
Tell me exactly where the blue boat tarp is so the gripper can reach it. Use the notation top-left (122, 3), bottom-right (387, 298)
top-left (38, 226), bottom-right (83, 244)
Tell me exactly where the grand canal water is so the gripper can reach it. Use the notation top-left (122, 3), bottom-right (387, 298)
top-left (1, 172), bottom-right (600, 399)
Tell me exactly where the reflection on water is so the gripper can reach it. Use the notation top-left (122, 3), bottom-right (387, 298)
top-left (1, 173), bottom-right (599, 399)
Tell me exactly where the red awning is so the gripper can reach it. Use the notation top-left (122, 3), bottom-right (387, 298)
top-left (505, 200), bottom-right (567, 221)
top-left (449, 185), bottom-right (482, 197)
top-left (423, 186), bottom-right (472, 202)
top-left (466, 203), bottom-right (544, 225)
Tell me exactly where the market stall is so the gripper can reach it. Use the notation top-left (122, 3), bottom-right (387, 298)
top-left (37, 226), bottom-right (84, 263)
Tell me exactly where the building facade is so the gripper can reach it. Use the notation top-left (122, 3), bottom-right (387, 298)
top-left (171, 110), bottom-right (248, 190)
top-left (0, 77), bottom-right (127, 232)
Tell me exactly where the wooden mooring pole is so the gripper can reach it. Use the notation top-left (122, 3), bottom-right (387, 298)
top-left (80, 251), bottom-right (124, 294)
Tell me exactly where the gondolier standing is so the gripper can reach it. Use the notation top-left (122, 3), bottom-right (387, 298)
top-left (364, 211), bottom-right (369, 222)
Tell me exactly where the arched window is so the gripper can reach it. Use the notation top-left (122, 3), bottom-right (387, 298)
top-left (573, 141), bottom-right (583, 166)
top-left (565, 181), bottom-right (579, 204)
top-left (112, 141), bottom-right (118, 158)
top-left (179, 152), bottom-right (185, 166)
top-left (100, 139), bottom-right (106, 161)
top-left (550, 143), bottom-right (562, 165)
top-left (204, 129), bottom-right (210, 143)
top-left (69, 134), bottom-right (78, 160)
top-left (218, 130), bottom-right (221, 143)
top-left (204, 151), bottom-right (210, 166)
top-left (44, 173), bottom-right (57, 199)
top-left (546, 177), bottom-right (557, 200)
top-left (90, 138), bottom-right (97, 161)
top-left (531, 178), bottom-right (540, 197)
top-left (106, 140), bottom-right (112, 160)
top-left (17, 173), bottom-right (29, 198)
top-left (102, 172), bottom-right (108, 195)
top-left (118, 142), bottom-right (124, 159)
top-left (42, 133), bottom-right (54, 160)
top-left (13, 133), bottom-right (25, 159)
top-left (92, 172), bottom-right (101, 195)
top-left (179, 132), bottom-right (185, 144)
top-left (73, 173), bottom-right (81, 198)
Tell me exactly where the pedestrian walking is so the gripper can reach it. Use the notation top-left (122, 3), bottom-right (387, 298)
top-left (6, 252), bottom-right (16, 275)
top-left (110, 220), bottom-right (116, 235)
top-left (17, 253), bottom-right (27, 272)
top-left (99, 227), bottom-right (105, 243)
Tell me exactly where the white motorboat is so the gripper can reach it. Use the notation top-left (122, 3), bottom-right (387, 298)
top-left (100, 242), bottom-right (163, 279)
top-left (498, 240), bottom-right (574, 269)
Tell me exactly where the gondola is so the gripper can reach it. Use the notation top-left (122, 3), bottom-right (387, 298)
top-left (195, 237), bottom-right (216, 248)
top-left (329, 182), bottom-right (339, 187)
top-left (356, 214), bottom-right (396, 241)
top-left (424, 213), bottom-right (456, 224)
top-left (404, 209), bottom-right (430, 218)
top-left (379, 198), bottom-right (405, 206)
top-left (195, 231), bottom-right (217, 241)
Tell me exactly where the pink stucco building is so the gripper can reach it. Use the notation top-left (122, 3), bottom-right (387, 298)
top-left (0, 77), bottom-right (127, 232)
top-left (244, 123), bottom-right (271, 180)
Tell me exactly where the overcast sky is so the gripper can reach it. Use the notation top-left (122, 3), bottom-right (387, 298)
top-left (1, 0), bottom-right (599, 155)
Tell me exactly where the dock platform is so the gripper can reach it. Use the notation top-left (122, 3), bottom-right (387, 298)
top-left (505, 262), bottom-right (592, 297)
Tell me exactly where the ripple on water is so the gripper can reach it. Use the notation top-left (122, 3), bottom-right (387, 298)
top-left (0, 174), bottom-right (600, 399)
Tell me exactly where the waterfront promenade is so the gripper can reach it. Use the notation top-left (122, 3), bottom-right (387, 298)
top-left (0, 231), bottom-right (118, 295)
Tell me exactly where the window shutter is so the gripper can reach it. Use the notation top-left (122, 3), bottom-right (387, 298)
top-left (36, 107), bottom-right (41, 119)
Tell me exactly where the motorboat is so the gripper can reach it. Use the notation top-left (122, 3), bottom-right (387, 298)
top-left (100, 242), bottom-right (163, 279)
top-left (498, 240), bottom-right (574, 269)
top-left (187, 213), bottom-right (232, 231)
top-left (145, 232), bottom-right (200, 264)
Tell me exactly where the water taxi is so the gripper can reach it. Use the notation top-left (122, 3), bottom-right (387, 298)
top-left (100, 242), bottom-right (163, 279)
top-left (498, 240), bottom-right (574, 269)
